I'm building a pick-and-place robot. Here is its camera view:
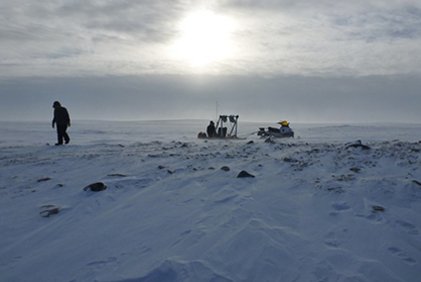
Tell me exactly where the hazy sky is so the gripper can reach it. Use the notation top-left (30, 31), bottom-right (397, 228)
top-left (1, 0), bottom-right (421, 123)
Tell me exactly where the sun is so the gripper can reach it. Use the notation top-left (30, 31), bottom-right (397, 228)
top-left (170, 10), bottom-right (236, 68)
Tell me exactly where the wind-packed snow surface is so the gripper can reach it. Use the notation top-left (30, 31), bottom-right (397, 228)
top-left (1, 120), bottom-right (420, 282)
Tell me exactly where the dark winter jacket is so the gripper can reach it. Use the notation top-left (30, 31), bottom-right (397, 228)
top-left (207, 123), bottom-right (216, 138)
top-left (53, 106), bottom-right (71, 126)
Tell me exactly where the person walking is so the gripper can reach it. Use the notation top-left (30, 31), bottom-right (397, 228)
top-left (52, 101), bottom-right (71, 145)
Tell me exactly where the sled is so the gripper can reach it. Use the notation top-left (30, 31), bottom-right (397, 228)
top-left (198, 115), bottom-right (243, 140)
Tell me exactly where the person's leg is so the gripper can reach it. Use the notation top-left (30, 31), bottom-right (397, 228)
top-left (63, 126), bottom-right (70, 144)
top-left (56, 124), bottom-right (65, 145)
top-left (64, 133), bottom-right (70, 144)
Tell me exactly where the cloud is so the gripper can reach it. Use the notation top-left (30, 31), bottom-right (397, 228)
top-left (1, 0), bottom-right (421, 77)
top-left (0, 0), bottom-right (185, 77)
top-left (219, 0), bottom-right (421, 76)
top-left (55, 0), bottom-right (183, 42)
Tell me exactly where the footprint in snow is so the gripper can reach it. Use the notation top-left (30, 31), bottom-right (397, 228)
top-left (331, 202), bottom-right (351, 211)
top-left (395, 220), bottom-right (419, 235)
top-left (214, 194), bottom-right (238, 204)
top-left (387, 247), bottom-right (417, 265)
top-left (329, 202), bottom-right (351, 216)
top-left (86, 256), bottom-right (117, 267)
top-left (324, 229), bottom-right (348, 248)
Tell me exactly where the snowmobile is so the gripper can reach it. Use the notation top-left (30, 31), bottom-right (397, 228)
top-left (257, 120), bottom-right (294, 138)
top-left (198, 115), bottom-right (241, 139)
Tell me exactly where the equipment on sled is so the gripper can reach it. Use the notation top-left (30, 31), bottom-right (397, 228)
top-left (257, 120), bottom-right (294, 138)
top-left (198, 115), bottom-right (240, 139)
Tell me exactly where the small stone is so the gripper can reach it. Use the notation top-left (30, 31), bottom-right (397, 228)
top-left (37, 177), bottom-right (51, 182)
top-left (237, 170), bottom-right (255, 178)
top-left (327, 187), bottom-right (345, 193)
top-left (283, 157), bottom-right (297, 163)
top-left (84, 182), bottom-right (107, 192)
top-left (372, 205), bottom-right (385, 212)
top-left (350, 167), bottom-right (361, 173)
top-left (107, 173), bottom-right (127, 177)
top-left (158, 165), bottom-right (166, 170)
top-left (345, 141), bottom-right (370, 150)
top-left (412, 180), bottom-right (421, 186)
top-left (221, 166), bottom-right (230, 172)
top-left (247, 140), bottom-right (254, 145)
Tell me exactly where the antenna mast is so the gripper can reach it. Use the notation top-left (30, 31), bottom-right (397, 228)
top-left (215, 101), bottom-right (219, 120)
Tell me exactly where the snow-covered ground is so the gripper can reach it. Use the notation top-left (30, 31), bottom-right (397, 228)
top-left (0, 120), bottom-right (420, 282)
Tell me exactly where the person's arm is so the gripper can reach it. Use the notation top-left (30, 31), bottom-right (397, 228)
top-left (65, 108), bottom-right (71, 127)
top-left (52, 112), bottom-right (56, 128)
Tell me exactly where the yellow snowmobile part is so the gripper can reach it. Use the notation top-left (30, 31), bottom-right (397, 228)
top-left (278, 120), bottom-right (289, 126)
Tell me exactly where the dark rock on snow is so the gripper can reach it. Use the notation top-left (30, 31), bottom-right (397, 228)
top-left (237, 170), bottom-right (255, 178)
top-left (345, 140), bottom-right (370, 150)
top-left (412, 180), bottom-right (421, 186)
top-left (372, 205), bottom-right (385, 212)
top-left (350, 167), bottom-right (361, 173)
top-left (37, 177), bottom-right (51, 182)
top-left (84, 182), bottom-right (107, 192)
top-left (107, 173), bottom-right (127, 177)
top-left (221, 166), bottom-right (230, 172)
top-left (283, 157), bottom-right (297, 163)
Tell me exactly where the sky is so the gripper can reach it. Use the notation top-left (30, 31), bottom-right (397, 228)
top-left (1, 0), bottom-right (421, 123)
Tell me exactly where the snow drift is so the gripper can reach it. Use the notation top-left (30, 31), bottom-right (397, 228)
top-left (0, 121), bottom-right (420, 282)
